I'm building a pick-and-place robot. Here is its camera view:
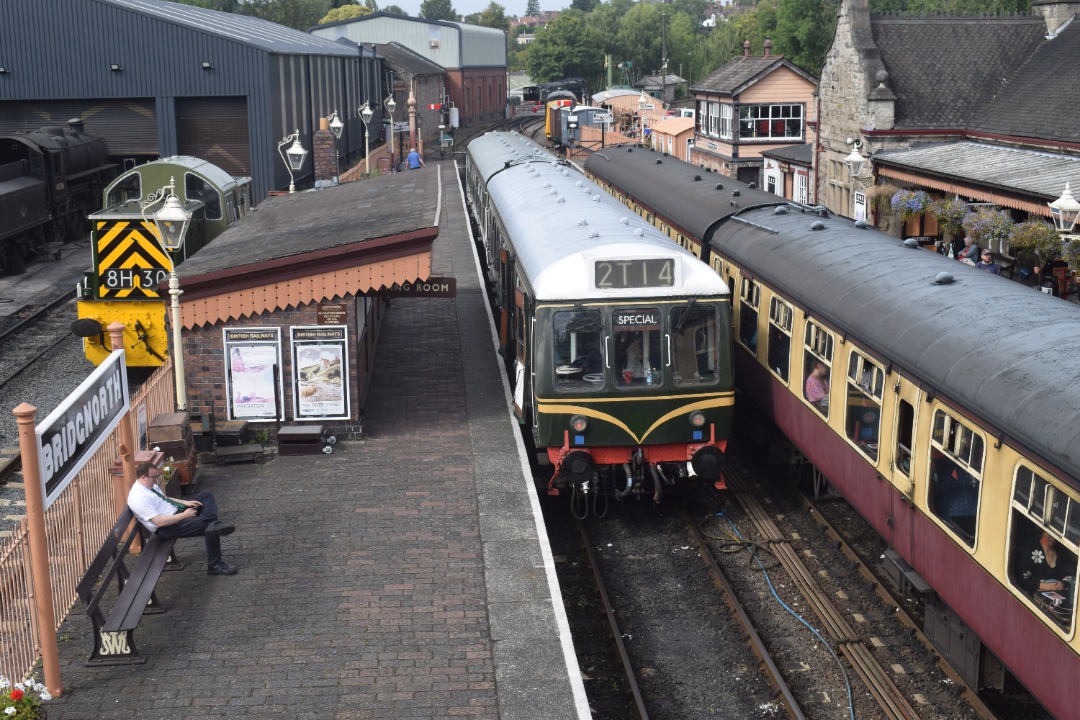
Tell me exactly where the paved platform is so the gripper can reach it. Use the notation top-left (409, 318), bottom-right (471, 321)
top-left (44, 162), bottom-right (590, 720)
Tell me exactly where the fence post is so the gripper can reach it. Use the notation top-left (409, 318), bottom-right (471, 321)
top-left (108, 323), bottom-right (136, 517)
top-left (14, 402), bottom-right (62, 697)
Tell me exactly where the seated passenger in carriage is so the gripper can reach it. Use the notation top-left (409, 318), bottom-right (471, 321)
top-left (805, 361), bottom-right (830, 410)
top-left (1014, 528), bottom-right (1076, 620)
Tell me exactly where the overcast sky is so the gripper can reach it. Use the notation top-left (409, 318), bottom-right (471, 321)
top-left (391, 0), bottom-right (538, 20)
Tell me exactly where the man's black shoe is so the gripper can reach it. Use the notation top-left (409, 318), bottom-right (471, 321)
top-left (207, 561), bottom-right (238, 576)
top-left (204, 520), bottom-right (235, 537)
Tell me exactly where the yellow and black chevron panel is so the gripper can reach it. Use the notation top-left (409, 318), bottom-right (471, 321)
top-left (93, 219), bottom-right (173, 299)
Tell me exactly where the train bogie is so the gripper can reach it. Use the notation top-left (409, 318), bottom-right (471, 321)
top-left (74, 156), bottom-right (251, 367)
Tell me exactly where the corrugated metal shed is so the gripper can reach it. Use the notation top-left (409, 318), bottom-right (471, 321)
top-left (0, 0), bottom-right (377, 203)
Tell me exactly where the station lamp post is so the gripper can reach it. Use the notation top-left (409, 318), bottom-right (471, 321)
top-left (277, 128), bottom-right (308, 193)
top-left (327, 111), bottom-right (344, 180)
top-left (140, 178), bottom-right (192, 410)
top-left (844, 137), bottom-right (871, 221)
top-left (385, 92), bottom-right (398, 171)
top-left (359, 102), bottom-right (374, 175)
top-left (638, 92), bottom-right (648, 146)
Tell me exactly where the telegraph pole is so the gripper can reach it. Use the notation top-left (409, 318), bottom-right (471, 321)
top-left (661, 13), bottom-right (668, 108)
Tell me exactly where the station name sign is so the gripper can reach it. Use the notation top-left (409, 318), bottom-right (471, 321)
top-left (37, 349), bottom-right (130, 509)
top-left (377, 277), bottom-right (457, 298)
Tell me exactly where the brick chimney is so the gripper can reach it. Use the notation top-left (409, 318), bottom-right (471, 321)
top-left (764, 37), bottom-right (772, 58)
top-left (313, 117), bottom-right (338, 188)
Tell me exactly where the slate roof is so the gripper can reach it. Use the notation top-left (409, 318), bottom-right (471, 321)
top-left (970, 19), bottom-right (1080, 144)
top-left (177, 170), bottom-right (436, 279)
top-left (102, 0), bottom-right (356, 55)
top-left (376, 42), bottom-right (446, 76)
top-left (870, 15), bottom-right (1047, 130)
top-left (691, 56), bottom-right (816, 95)
top-left (873, 141), bottom-right (1080, 202)
top-left (761, 144), bottom-right (813, 165)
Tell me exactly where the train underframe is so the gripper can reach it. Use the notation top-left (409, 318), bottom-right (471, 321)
top-left (546, 433), bottom-right (728, 518)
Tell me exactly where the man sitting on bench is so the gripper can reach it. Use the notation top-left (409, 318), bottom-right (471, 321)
top-left (128, 461), bottom-right (239, 576)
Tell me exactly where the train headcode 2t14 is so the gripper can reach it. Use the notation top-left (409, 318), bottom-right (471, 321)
top-left (594, 258), bottom-right (674, 289)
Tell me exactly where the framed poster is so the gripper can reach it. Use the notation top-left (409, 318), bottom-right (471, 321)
top-left (290, 325), bottom-right (350, 420)
top-left (223, 328), bottom-right (284, 421)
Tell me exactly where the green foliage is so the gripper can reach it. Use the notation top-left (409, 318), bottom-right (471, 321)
top-left (1, 675), bottom-right (51, 720)
top-left (772, 0), bottom-right (837, 75)
top-left (961, 206), bottom-right (1015, 254)
top-left (363, 0), bottom-right (379, 10)
top-left (382, 3), bottom-right (406, 13)
top-left (319, 3), bottom-right (371, 23)
top-left (420, 0), bottom-right (457, 20)
top-left (929, 197), bottom-right (969, 234)
top-left (525, 0), bottom-right (540, 15)
top-left (1009, 221), bottom-right (1063, 263)
top-left (475, 1), bottom-right (509, 30)
top-left (572, 0), bottom-right (600, 12)
top-left (869, 0), bottom-right (1030, 13)
top-left (525, 11), bottom-right (605, 84)
top-left (1064, 237), bottom-right (1080, 272)
top-left (890, 188), bottom-right (930, 221)
top-left (235, 0), bottom-right (331, 30)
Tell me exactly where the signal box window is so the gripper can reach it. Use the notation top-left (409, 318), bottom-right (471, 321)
top-left (845, 351), bottom-right (883, 461)
top-left (767, 297), bottom-right (792, 383)
top-left (927, 409), bottom-right (984, 545)
top-left (613, 307), bottom-right (662, 389)
top-left (553, 309), bottom-right (603, 392)
top-left (1008, 467), bottom-right (1078, 630)
top-left (670, 304), bottom-right (721, 386)
top-left (803, 321), bottom-right (833, 418)
top-left (738, 278), bottom-right (759, 354)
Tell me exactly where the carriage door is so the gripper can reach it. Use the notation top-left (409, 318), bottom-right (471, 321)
top-left (512, 288), bottom-right (528, 422)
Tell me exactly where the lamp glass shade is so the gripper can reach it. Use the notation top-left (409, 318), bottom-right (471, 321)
top-left (329, 113), bottom-right (344, 139)
top-left (1049, 182), bottom-right (1080, 233)
top-left (359, 104), bottom-right (373, 124)
top-left (844, 146), bottom-right (866, 179)
top-left (286, 138), bottom-right (308, 171)
top-left (385, 96), bottom-right (396, 114)
top-left (154, 195), bottom-right (192, 251)
top-left (638, 93), bottom-right (648, 110)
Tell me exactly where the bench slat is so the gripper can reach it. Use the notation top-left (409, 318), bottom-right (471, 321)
top-left (103, 535), bottom-right (176, 632)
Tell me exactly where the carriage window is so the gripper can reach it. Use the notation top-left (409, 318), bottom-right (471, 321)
top-left (106, 173), bottom-right (141, 209)
top-left (613, 307), bottom-right (661, 388)
top-left (670, 304), bottom-right (720, 387)
top-left (928, 409), bottom-right (983, 546)
top-left (803, 321), bottom-right (833, 417)
top-left (1008, 466), bottom-right (1078, 630)
top-left (895, 400), bottom-right (914, 476)
top-left (738, 278), bottom-right (759, 354)
top-left (767, 297), bottom-right (792, 382)
top-left (845, 350), bottom-right (883, 461)
top-left (553, 309), bottom-right (604, 392)
top-left (185, 173), bottom-right (221, 221)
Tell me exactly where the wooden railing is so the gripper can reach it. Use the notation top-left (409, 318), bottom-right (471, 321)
top-left (0, 360), bottom-right (175, 682)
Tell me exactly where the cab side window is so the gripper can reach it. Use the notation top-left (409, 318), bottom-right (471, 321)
top-left (1007, 466), bottom-right (1078, 631)
top-left (927, 409), bottom-right (983, 546)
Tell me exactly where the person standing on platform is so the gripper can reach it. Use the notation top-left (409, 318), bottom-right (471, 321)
top-left (128, 460), bottom-right (239, 575)
top-left (406, 147), bottom-right (425, 170)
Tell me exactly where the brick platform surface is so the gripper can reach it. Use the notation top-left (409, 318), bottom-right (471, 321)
top-left (45, 162), bottom-right (588, 720)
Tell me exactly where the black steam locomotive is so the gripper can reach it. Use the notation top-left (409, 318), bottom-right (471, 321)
top-left (0, 119), bottom-right (115, 275)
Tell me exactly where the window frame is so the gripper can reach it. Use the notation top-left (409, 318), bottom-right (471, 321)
top-left (738, 103), bottom-right (804, 142)
top-left (737, 277), bottom-right (760, 353)
top-left (766, 296), bottom-right (793, 383)
top-left (802, 320), bottom-right (833, 417)
top-left (844, 349), bottom-right (884, 462)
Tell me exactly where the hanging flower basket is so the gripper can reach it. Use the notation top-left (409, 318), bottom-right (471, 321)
top-left (890, 189), bottom-right (931, 222)
top-left (1009, 220), bottom-right (1062, 263)
top-left (961, 206), bottom-right (1014, 254)
top-left (929, 197), bottom-right (969, 235)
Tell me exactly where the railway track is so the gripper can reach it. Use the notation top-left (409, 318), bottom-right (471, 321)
top-left (0, 292), bottom-right (78, 391)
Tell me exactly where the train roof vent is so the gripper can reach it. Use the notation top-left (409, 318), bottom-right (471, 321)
top-left (903, 238), bottom-right (920, 248)
top-left (811, 220), bottom-right (826, 231)
top-left (656, 159), bottom-right (662, 164)
top-left (544, 182), bottom-right (552, 188)
top-left (592, 195), bottom-right (601, 202)
top-left (694, 175), bottom-right (701, 181)
top-left (576, 180), bottom-right (583, 186)
top-left (634, 228), bottom-right (644, 236)
top-left (934, 272), bottom-right (955, 284)
top-left (747, 182), bottom-right (757, 189)
top-left (620, 217), bottom-right (629, 224)
top-left (557, 196), bottom-right (566, 203)
top-left (774, 206), bottom-right (788, 215)
top-left (589, 230), bottom-right (600, 238)
top-left (715, 183), bottom-right (723, 190)
top-left (577, 218), bottom-right (589, 226)
top-left (732, 190), bottom-right (740, 197)
top-left (856, 219), bottom-right (870, 229)
top-left (626, 147), bottom-right (634, 152)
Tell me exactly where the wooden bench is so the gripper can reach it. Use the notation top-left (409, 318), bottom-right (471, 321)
top-left (75, 507), bottom-right (183, 666)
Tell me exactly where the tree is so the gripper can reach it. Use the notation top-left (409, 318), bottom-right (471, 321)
top-left (571, 0), bottom-right (599, 12)
top-left (319, 3), bottom-right (372, 23)
top-left (525, 0), bottom-right (540, 16)
top-left (363, 0), bottom-right (379, 11)
top-left (383, 4), bottom-right (406, 13)
top-left (525, 11), bottom-right (605, 85)
top-left (420, 0), bottom-right (457, 20)
top-left (475, 1), bottom-right (509, 30)
top-left (772, 0), bottom-right (837, 75)
top-left (236, 0), bottom-right (331, 30)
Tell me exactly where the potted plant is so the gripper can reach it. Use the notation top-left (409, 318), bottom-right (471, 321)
top-left (889, 188), bottom-right (931, 222)
top-left (1009, 220), bottom-right (1062, 265)
top-left (1, 675), bottom-right (51, 719)
top-left (961, 206), bottom-right (1014, 254)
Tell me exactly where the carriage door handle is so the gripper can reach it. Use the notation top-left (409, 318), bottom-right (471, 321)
top-left (605, 335), bottom-right (611, 369)
top-left (665, 334), bottom-right (672, 367)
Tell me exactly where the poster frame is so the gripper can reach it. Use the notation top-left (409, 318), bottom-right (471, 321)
top-left (290, 325), bottom-right (351, 421)
top-left (223, 327), bottom-right (285, 422)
